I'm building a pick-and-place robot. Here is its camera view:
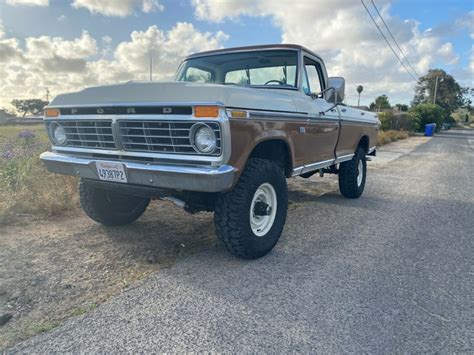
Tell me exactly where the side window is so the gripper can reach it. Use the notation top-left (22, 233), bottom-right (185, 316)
top-left (303, 58), bottom-right (324, 96)
top-left (184, 67), bottom-right (211, 83)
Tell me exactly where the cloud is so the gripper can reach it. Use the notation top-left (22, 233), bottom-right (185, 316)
top-left (191, 0), bottom-right (464, 105)
top-left (71, 0), bottom-right (164, 17)
top-left (454, 11), bottom-right (474, 40)
top-left (25, 30), bottom-right (97, 59)
top-left (0, 38), bottom-right (25, 64)
top-left (5, 0), bottom-right (48, 6)
top-left (0, 23), bottom-right (228, 108)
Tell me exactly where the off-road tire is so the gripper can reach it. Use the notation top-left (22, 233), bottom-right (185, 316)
top-left (214, 158), bottom-right (288, 259)
top-left (79, 179), bottom-right (150, 226)
top-left (339, 146), bottom-right (367, 199)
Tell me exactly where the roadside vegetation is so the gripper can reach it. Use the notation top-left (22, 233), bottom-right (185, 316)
top-left (0, 125), bottom-right (78, 225)
top-left (377, 130), bottom-right (409, 146)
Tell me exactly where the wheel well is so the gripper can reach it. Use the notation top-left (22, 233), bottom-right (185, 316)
top-left (249, 140), bottom-right (292, 177)
top-left (358, 135), bottom-right (369, 154)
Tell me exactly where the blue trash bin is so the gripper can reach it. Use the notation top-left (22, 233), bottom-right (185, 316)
top-left (425, 123), bottom-right (436, 137)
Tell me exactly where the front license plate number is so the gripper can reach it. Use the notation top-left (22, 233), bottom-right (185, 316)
top-left (96, 161), bottom-right (127, 183)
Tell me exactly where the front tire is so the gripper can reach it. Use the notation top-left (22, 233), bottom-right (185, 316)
top-left (79, 179), bottom-right (150, 226)
top-left (338, 147), bottom-right (367, 199)
top-left (214, 158), bottom-right (288, 259)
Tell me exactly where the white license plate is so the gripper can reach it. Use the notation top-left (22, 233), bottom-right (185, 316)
top-left (96, 161), bottom-right (127, 183)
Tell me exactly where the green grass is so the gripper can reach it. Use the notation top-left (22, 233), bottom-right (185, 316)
top-left (0, 124), bottom-right (78, 225)
top-left (28, 321), bottom-right (59, 334)
top-left (70, 304), bottom-right (97, 317)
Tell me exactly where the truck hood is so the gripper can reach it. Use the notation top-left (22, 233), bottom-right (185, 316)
top-left (50, 81), bottom-right (297, 112)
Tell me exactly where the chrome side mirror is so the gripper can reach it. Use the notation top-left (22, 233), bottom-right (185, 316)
top-left (327, 77), bottom-right (345, 104)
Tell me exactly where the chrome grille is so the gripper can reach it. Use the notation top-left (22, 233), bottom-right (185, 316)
top-left (48, 120), bottom-right (115, 149)
top-left (118, 120), bottom-right (221, 156)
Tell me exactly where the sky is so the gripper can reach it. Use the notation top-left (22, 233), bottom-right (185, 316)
top-left (0, 0), bottom-right (472, 109)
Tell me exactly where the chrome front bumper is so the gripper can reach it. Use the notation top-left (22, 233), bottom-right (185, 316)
top-left (40, 152), bottom-right (236, 192)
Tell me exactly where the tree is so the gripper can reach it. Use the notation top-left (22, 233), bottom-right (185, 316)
top-left (11, 99), bottom-right (49, 117)
top-left (413, 69), bottom-right (469, 119)
top-left (356, 85), bottom-right (364, 106)
top-left (408, 103), bottom-right (445, 132)
top-left (395, 104), bottom-right (409, 112)
top-left (369, 95), bottom-right (391, 111)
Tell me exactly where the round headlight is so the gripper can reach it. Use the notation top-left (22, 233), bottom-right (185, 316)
top-left (50, 123), bottom-right (67, 145)
top-left (191, 124), bottom-right (217, 154)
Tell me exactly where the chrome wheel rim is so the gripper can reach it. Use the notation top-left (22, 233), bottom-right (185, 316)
top-left (250, 183), bottom-right (277, 237)
top-left (357, 159), bottom-right (364, 187)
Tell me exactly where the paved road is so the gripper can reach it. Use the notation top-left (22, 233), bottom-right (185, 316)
top-left (11, 130), bottom-right (474, 352)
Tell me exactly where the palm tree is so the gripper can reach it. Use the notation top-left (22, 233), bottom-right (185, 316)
top-left (357, 85), bottom-right (364, 106)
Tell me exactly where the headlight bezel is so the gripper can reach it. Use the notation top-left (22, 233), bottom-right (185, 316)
top-left (190, 122), bottom-right (217, 155)
top-left (48, 122), bottom-right (67, 145)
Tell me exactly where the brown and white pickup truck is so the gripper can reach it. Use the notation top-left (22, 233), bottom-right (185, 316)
top-left (41, 44), bottom-right (378, 259)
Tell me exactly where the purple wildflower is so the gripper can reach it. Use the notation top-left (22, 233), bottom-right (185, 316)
top-left (1, 149), bottom-right (15, 160)
top-left (18, 130), bottom-right (36, 139)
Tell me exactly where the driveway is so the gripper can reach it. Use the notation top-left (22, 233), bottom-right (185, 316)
top-left (10, 130), bottom-right (474, 352)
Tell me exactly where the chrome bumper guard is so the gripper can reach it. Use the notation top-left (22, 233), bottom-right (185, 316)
top-left (40, 152), bottom-right (235, 192)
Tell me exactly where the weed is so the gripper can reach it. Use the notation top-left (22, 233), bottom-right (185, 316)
top-left (377, 130), bottom-right (409, 146)
top-left (70, 304), bottom-right (97, 317)
top-left (0, 125), bottom-right (78, 225)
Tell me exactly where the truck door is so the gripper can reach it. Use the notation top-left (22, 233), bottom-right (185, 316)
top-left (298, 57), bottom-right (340, 164)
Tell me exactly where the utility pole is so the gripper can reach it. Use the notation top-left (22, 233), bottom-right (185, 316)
top-left (45, 87), bottom-right (50, 102)
top-left (433, 76), bottom-right (443, 104)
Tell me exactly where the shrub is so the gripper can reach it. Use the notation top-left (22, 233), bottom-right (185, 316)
top-left (378, 112), bottom-right (415, 131)
top-left (408, 103), bottom-right (445, 132)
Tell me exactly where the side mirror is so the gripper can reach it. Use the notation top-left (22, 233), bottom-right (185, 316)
top-left (327, 77), bottom-right (345, 104)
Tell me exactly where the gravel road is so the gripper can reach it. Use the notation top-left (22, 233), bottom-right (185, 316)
top-left (10, 130), bottom-right (474, 353)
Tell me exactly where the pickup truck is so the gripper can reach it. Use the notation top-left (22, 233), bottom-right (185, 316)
top-left (41, 44), bottom-right (378, 259)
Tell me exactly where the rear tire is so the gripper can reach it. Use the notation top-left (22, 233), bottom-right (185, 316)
top-left (79, 179), bottom-right (150, 226)
top-left (214, 158), bottom-right (288, 259)
top-left (339, 147), bottom-right (367, 199)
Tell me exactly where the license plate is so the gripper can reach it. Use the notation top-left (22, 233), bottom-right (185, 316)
top-left (95, 161), bottom-right (127, 183)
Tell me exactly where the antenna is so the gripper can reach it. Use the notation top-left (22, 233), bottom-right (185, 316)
top-left (149, 50), bottom-right (153, 81)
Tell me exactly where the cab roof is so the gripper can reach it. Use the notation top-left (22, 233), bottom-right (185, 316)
top-left (184, 44), bottom-right (323, 62)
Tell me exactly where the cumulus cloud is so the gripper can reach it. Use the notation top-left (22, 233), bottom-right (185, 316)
top-left (191, 0), bottom-right (464, 105)
top-left (456, 11), bottom-right (474, 39)
top-left (5, 0), bottom-right (48, 6)
top-left (71, 0), bottom-right (164, 17)
top-left (0, 23), bottom-right (228, 108)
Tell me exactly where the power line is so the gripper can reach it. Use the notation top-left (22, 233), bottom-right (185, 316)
top-left (370, 0), bottom-right (420, 78)
top-left (360, 0), bottom-right (419, 83)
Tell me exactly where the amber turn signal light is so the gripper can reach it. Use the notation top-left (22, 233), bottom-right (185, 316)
top-left (228, 110), bottom-right (248, 118)
top-left (44, 108), bottom-right (60, 117)
top-left (194, 106), bottom-right (219, 118)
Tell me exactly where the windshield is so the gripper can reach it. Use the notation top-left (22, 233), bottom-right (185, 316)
top-left (175, 50), bottom-right (298, 89)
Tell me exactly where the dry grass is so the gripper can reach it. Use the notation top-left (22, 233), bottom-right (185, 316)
top-left (377, 130), bottom-right (409, 146)
top-left (0, 124), bottom-right (78, 225)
